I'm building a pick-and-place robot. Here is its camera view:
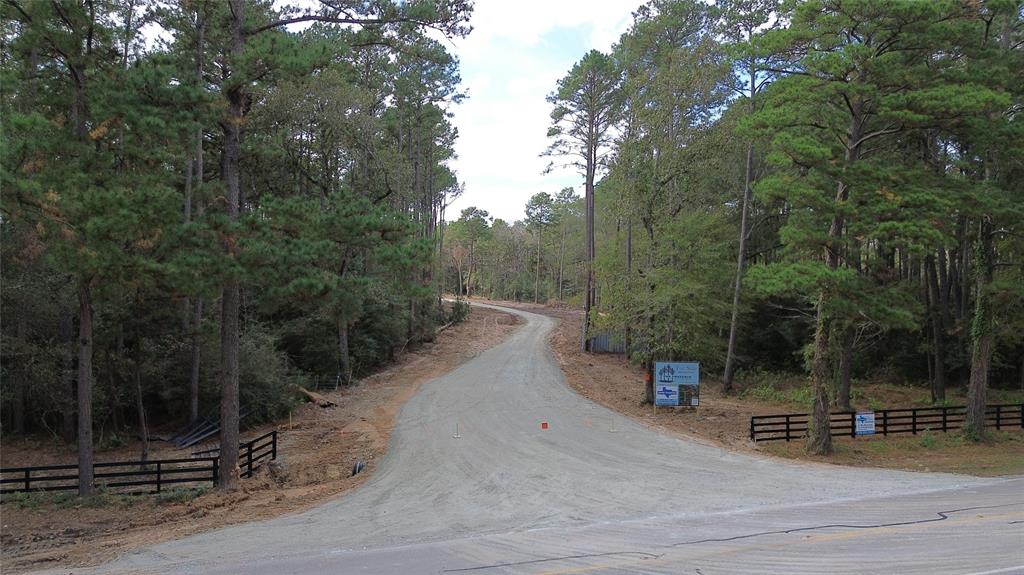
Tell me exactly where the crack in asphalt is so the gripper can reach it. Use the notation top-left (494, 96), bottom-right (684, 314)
top-left (669, 502), bottom-right (1024, 546)
top-left (440, 502), bottom-right (1023, 573)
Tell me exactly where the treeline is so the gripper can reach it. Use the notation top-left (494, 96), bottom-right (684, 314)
top-left (443, 189), bottom-right (585, 302)
top-left (455, 0), bottom-right (1024, 453)
top-left (1, 0), bottom-right (472, 491)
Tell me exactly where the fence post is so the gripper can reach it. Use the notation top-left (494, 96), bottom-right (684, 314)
top-left (942, 407), bottom-right (948, 433)
top-left (882, 410), bottom-right (888, 436)
top-left (212, 457), bottom-right (219, 488)
top-left (271, 431), bottom-right (277, 460)
top-left (785, 414), bottom-right (791, 442)
top-left (994, 405), bottom-right (1001, 430)
top-left (24, 469), bottom-right (31, 492)
top-left (850, 412), bottom-right (856, 438)
top-left (156, 461), bottom-right (162, 493)
top-left (912, 410), bottom-right (917, 435)
top-left (749, 419), bottom-right (755, 442)
top-left (245, 440), bottom-right (253, 478)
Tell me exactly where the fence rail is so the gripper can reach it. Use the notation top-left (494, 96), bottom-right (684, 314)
top-left (191, 430), bottom-right (277, 478)
top-left (0, 457), bottom-right (219, 497)
top-left (1, 430), bottom-right (278, 499)
top-left (750, 403), bottom-right (1023, 443)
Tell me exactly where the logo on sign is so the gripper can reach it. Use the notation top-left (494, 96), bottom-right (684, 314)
top-left (657, 364), bottom-right (675, 383)
top-left (654, 384), bottom-right (679, 406)
top-left (855, 411), bottom-right (876, 436)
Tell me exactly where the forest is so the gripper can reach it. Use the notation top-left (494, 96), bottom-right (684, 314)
top-left (1, 0), bottom-right (1022, 492)
top-left (1, 0), bottom-right (472, 492)
top-left (441, 0), bottom-right (1023, 453)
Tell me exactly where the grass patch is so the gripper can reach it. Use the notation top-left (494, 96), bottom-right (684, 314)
top-left (155, 487), bottom-right (207, 504)
top-left (3, 486), bottom-right (208, 510)
top-left (761, 428), bottom-right (1024, 476)
top-left (918, 431), bottom-right (937, 449)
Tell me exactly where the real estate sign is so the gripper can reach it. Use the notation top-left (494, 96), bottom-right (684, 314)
top-left (855, 411), bottom-right (876, 436)
top-left (653, 361), bottom-right (700, 407)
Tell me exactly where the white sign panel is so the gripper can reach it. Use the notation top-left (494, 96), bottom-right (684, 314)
top-left (855, 411), bottom-right (876, 436)
top-left (654, 384), bottom-right (679, 406)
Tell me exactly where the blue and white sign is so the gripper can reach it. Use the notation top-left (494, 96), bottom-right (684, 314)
top-left (855, 411), bottom-right (876, 436)
top-left (655, 362), bottom-right (700, 385)
top-left (654, 362), bottom-right (700, 407)
top-left (654, 384), bottom-right (679, 406)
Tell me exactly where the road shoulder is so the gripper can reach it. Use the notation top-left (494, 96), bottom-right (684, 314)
top-left (1, 306), bottom-right (521, 574)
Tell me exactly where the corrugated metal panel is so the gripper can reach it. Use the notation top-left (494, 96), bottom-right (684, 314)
top-left (589, 332), bottom-right (626, 354)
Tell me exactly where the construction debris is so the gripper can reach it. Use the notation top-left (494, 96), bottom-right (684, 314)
top-left (298, 386), bottom-right (336, 408)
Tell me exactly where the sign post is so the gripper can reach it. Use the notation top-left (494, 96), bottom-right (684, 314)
top-left (653, 362), bottom-right (700, 407)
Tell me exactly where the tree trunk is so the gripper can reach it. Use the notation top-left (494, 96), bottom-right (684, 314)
top-left (583, 145), bottom-right (596, 352)
top-left (188, 0), bottom-right (205, 425)
top-left (338, 320), bottom-right (351, 387)
top-left (643, 220), bottom-right (656, 404)
top-left (625, 217), bottom-right (632, 358)
top-left (964, 218), bottom-right (993, 441)
top-left (925, 255), bottom-right (946, 403)
top-left (134, 344), bottom-right (149, 462)
top-left (937, 248), bottom-right (952, 329)
top-left (219, 277), bottom-right (241, 490)
top-left (557, 222), bottom-right (566, 301)
top-left (217, 0), bottom-right (245, 491)
top-left (189, 298), bottom-right (203, 423)
top-left (723, 141), bottom-right (754, 394)
top-left (807, 295), bottom-right (833, 455)
top-left (836, 325), bottom-right (854, 412)
top-left (534, 229), bottom-right (541, 303)
top-left (438, 203), bottom-right (446, 303)
top-left (77, 281), bottom-right (95, 496)
top-left (60, 305), bottom-right (76, 443)
top-left (467, 243), bottom-right (474, 298)
top-left (13, 318), bottom-right (27, 434)
top-left (808, 101), bottom-right (863, 454)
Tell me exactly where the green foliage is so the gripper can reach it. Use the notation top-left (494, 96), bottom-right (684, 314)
top-left (919, 431), bottom-right (938, 450)
top-left (10, 491), bottom-right (44, 510)
top-left (155, 487), bottom-right (207, 505)
top-left (1, 0), bottom-right (473, 439)
top-left (738, 372), bottom-right (820, 405)
top-left (447, 300), bottom-right (471, 324)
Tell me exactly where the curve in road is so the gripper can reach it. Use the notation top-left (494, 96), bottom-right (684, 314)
top-left (81, 304), bottom-right (1013, 574)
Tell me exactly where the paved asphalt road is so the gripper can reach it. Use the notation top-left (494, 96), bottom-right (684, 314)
top-left (54, 304), bottom-right (1023, 574)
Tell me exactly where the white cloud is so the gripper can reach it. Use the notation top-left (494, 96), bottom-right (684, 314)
top-left (446, 1), bottom-right (641, 223)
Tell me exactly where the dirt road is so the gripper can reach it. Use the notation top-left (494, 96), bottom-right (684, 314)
top-left (41, 304), bottom-right (1021, 574)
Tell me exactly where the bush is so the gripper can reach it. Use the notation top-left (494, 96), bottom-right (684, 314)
top-left (10, 491), bottom-right (43, 510)
top-left (447, 300), bottom-right (471, 324)
top-left (238, 323), bottom-right (302, 423)
top-left (738, 370), bottom-right (823, 406)
top-left (919, 431), bottom-right (937, 449)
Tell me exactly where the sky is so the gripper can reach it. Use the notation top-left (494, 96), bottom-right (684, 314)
top-left (443, 1), bottom-right (643, 224)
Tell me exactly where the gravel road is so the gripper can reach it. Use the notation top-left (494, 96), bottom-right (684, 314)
top-left (54, 303), bottom-right (1019, 574)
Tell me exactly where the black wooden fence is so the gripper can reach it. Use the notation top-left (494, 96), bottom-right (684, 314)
top-left (0, 457), bottom-right (219, 496)
top-left (0, 430), bottom-right (278, 498)
top-left (192, 430), bottom-right (278, 478)
top-left (750, 403), bottom-right (1023, 442)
